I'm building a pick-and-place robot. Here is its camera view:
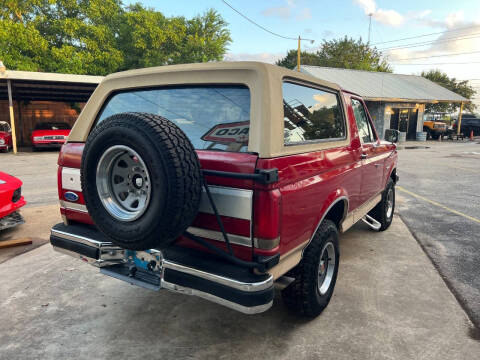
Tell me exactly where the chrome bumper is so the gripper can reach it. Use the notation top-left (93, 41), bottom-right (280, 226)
top-left (50, 223), bottom-right (274, 314)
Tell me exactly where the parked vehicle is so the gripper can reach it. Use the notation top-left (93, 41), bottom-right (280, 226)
top-left (452, 114), bottom-right (480, 137)
top-left (0, 121), bottom-right (12, 153)
top-left (423, 120), bottom-right (447, 140)
top-left (0, 172), bottom-right (26, 230)
top-left (31, 122), bottom-right (71, 150)
top-left (49, 62), bottom-right (398, 317)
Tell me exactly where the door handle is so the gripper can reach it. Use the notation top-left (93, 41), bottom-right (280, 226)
top-left (360, 153), bottom-right (367, 159)
top-left (374, 163), bottom-right (380, 167)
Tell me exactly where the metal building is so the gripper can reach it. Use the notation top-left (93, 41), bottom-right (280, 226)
top-left (301, 66), bottom-right (467, 140)
top-left (0, 69), bottom-right (103, 152)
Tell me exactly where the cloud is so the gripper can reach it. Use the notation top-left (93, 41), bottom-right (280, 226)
top-left (354, 0), bottom-right (405, 27)
top-left (224, 52), bottom-right (286, 64)
top-left (262, 6), bottom-right (291, 20)
top-left (355, 0), bottom-right (375, 15)
top-left (385, 12), bottom-right (480, 61)
top-left (374, 9), bottom-right (404, 27)
top-left (261, 0), bottom-right (311, 21)
top-left (296, 8), bottom-right (312, 21)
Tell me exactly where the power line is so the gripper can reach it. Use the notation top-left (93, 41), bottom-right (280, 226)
top-left (393, 61), bottom-right (480, 65)
top-left (379, 32), bottom-right (480, 51)
top-left (391, 50), bottom-right (480, 61)
top-left (221, 0), bottom-right (314, 42)
top-left (372, 24), bottom-right (480, 45)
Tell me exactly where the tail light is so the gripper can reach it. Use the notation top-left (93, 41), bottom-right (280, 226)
top-left (253, 189), bottom-right (281, 251)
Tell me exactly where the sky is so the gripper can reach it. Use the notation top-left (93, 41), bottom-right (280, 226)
top-left (127, 0), bottom-right (480, 109)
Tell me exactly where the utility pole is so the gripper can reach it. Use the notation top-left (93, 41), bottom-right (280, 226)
top-left (297, 36), bottom-right (314, 72)
top-left (7, 79), bottom-right (18, 154)
top-left (297, 36), bottom-right (301, 72)
top-left (368, 13), bottom-right (373, 43)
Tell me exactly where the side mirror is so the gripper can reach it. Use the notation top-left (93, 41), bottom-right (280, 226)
top-left (384, 129), bottom-right (400, 143)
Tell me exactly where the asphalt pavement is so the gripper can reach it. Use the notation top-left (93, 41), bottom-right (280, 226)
top-left (396, 139), bottom-right (480, 328)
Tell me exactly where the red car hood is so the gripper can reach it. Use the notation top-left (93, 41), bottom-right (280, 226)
top-left (0, 172), bottom-right (22, 192)
top-left (32, 129), bottom-right (70, 137)
top-left (0, 131), bottom-right (9, 138)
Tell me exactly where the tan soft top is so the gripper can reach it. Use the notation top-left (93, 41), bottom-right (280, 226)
top-left (69, 61), bottom-right (347, 158)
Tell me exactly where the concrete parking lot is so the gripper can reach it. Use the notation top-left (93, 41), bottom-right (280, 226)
top-left (396, 140), bottom-right (480, 328)
top-left (0, 146), bottom-right (479, 359)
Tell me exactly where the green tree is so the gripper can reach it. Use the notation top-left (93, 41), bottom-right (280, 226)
top-left (276, 37), bottom-right (391, 72)
top-left (0, 1), bottom-right (231, 75)
top-left (421, 70), bottom-right (476, 113)
top-left (276, 49), bottom-right (324, 69)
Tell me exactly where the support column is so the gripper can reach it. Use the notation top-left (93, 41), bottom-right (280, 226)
top-left (7, 80), bottom-right (18, 154)
top-left (457, 102), bottom-right (464, 135)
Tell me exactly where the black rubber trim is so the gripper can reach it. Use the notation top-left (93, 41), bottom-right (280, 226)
top-left (202, 168), bottom-right (278, 184)
top-left (163, 268), bottom-right (274, 307)
top-left (50, 235), bottom-right (99, 260)
top-left (163, 245), bottom-right (271, 284)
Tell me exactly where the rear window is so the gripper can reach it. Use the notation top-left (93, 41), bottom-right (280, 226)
top-left (34, 122), bottom-right (71, 130)
top-left (97, 85), bottom-right (251, 152)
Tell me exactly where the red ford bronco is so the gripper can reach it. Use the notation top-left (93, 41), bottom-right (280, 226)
top-left (50, 62), bottom-right (398, 317)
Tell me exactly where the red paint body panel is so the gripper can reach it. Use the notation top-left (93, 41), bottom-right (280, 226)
top-left (192, 213), bottom-right (250, 237)
top-left (31, 129), bottom-right (70, 146)
top-left (56, 88), bottom-right (398, 263)
top-left (0, 131), bottom-right (12, 150)
top-left (58, 143), bottom-right (84, 168)
top-left (0, 172), bottom-right (26, 219)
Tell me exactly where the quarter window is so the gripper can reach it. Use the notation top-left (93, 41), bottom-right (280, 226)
top-left (282, 82), bottom-right (345, 145)
top-left (351, 98), bottom-right (375, 143)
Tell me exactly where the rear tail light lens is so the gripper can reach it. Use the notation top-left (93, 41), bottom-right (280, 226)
top-left (12, 187), bottom-right (21, 203)
top-left (253, 189), bottom-right (281, 250)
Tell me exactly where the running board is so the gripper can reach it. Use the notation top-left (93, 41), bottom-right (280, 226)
top-left (362, 214), bottom-right (382, 231)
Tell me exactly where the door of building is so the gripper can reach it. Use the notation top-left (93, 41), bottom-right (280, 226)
top-left (407, 109), bottom-right (418, 140)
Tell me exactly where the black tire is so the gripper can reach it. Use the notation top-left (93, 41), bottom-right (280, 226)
top-left (423, 128), bottom-right (431, 140)
top-left (368, 178), bottom-right (395, 231)
top-left (81, 112), bottom-right (202, 250)
top-left (281, 219), bottom-right (340, 317)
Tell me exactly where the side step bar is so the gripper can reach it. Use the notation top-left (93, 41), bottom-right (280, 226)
top-left (50, 223), bottom-right (274, 314)
top-left (362, 214), bottom-right (382, 231)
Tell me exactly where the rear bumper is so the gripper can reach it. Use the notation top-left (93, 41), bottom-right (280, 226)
top-left (50, 223), bottom-right (274, 314)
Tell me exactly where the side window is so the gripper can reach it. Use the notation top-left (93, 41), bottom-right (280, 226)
top-left (282, 81), bottom-right (345, 145)
top-left (351, 98), bottom-right (375, 143)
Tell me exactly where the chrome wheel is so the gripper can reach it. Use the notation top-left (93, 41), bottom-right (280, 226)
top-left (386, 187), bottom-right (394, 219)
top-left (317, 241), bottom-right (336, 295)
top-left (96, 145), bottom-right (151, 222)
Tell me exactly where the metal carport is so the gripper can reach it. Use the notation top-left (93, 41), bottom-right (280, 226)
top-left (0, 66), bottom-right (103, 153)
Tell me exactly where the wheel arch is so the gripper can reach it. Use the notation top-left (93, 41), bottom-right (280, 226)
top-left (301, 193), bottom-right (348, 258)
